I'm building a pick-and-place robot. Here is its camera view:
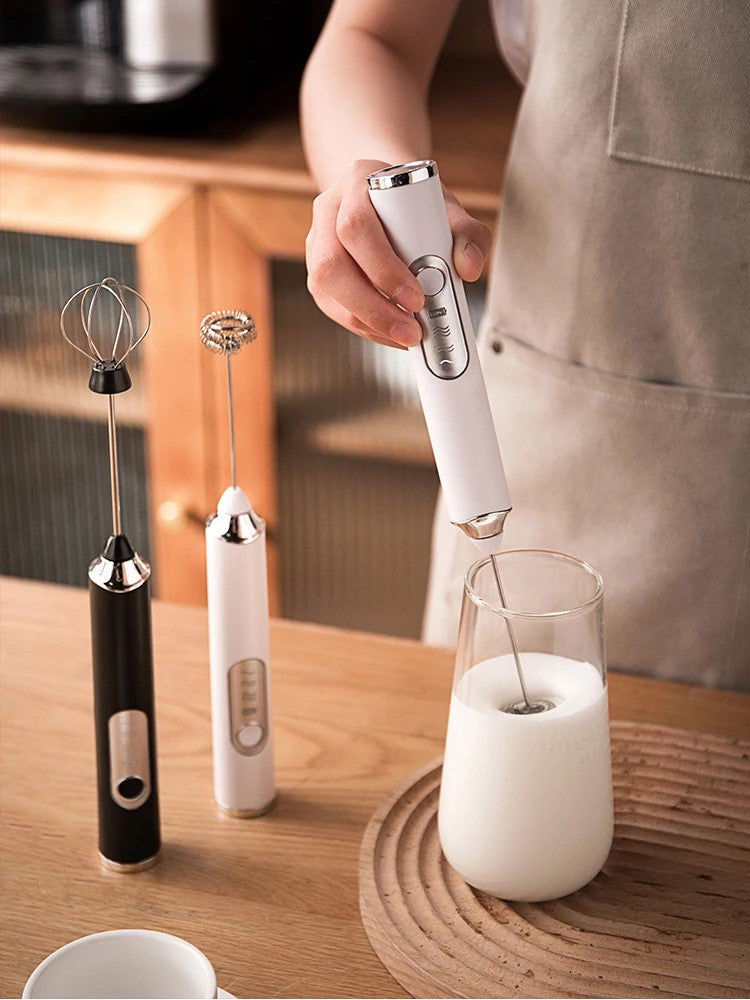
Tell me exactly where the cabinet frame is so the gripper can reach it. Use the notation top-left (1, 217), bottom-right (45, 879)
top-left (1, 166), bottom-right (280, 609)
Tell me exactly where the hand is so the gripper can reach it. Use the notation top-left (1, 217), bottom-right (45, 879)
top-left (305, 159), bottom-right (492, 349)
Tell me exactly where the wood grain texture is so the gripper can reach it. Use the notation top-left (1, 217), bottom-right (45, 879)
top-left (360, 728), bottom-right (750, 999)
top-left (304, 405), bottom-right (432, 467)
top-left (1, 577), bottom-right (748, 998)
top-left (211, 188), bottom-right (313, 261)
top-left (0, 167), bottom-right (190, 243)
top-left (138, 191), bottom-right (212, 605)
top-left (0, 56), bottom-right (518, 247)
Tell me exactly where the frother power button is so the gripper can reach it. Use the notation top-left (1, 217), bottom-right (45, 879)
top-left (237, 723), bottom-right (264, 749)
top-left (416, 266), bottom-right (445, 297)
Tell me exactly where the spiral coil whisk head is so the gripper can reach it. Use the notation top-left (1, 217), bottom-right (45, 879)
top-left (60, 277), bottom-right (151, 367)
top-left (200, 310), bottom-right (256, 356)
top-left (200, 310), bottom-right (257, 490)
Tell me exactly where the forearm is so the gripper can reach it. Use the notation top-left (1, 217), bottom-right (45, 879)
top-left (299, 0), bottom-right (490, 352)
top-left (301, 19), bottom-right (443, 189)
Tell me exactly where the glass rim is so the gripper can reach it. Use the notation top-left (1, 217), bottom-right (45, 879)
top-left (464, 549), bottom-right (604, 620)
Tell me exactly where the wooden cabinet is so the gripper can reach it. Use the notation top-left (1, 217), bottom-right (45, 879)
top-left (0, 169), bottom-right (281, 609)
top-left (0, 56), bottom-right (517, 616)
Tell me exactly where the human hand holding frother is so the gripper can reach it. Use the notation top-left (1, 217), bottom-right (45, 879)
top-left (305, 158), bottom-right (491, 349)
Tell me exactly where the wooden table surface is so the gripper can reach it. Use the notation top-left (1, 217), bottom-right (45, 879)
top-left (1, 576), bottom-right (748, 998)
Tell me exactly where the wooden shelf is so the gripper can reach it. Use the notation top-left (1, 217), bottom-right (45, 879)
top-left (0, 55), bottom-right (520, 235)
top-left (0, 352), bottom-right (147, 426)
top-left (303, 404), bottom-right (433, 467)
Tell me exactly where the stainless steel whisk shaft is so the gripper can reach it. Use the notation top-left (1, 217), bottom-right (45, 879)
top-left (199, 310), bottom-right (256, 488)
top-left (491, 553), bottom-right (532, 710)
top-left (107, 394), bottom-right (122, 536)
top-left (225, 351), bottom-right (238, 489)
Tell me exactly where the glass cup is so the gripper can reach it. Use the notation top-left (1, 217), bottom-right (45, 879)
top-left (438, 549), bottom-right (614, 902)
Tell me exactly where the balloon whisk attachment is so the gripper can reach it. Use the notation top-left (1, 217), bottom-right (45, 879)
top-left (60, 277), bottom-right (151, 537)
top-left (60, 276), bottom-right (151, 394)
top-left (200, 310), bottom-right (257, 489)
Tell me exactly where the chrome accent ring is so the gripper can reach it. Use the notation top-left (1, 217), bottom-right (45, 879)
top-left (88, 554), bottom-right (151, 592)
top-left (217, 797), bottom-right (277, 819)
top-left (99, 850), bottom-right (160, 874)
top-left (367, 159), bottom-right (437, 190)
top-left (456, 509), bottom-right (512, 541)
top-left (206, 511), bottom-right (263, 544)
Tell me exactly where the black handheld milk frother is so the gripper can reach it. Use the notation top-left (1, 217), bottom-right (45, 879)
top-left (60, 277), bottom-right (161, 870)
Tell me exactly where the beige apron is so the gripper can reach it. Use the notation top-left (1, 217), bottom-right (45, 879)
top-left (423, 0), bottom-right (750, 690)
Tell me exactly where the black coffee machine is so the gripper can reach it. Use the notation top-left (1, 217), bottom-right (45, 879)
top-left (0, 0), bottom-right (317, 131)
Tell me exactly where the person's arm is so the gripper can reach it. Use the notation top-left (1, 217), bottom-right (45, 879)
top-left (302, 0), bottom-right (453, 186)
top-left (301, 0), bottom-right (492, 349)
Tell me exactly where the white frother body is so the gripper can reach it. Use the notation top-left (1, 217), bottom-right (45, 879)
top-left (206, 486), bottom-right (275, 815)
top-left (368, 162), bottom-right (511, 535)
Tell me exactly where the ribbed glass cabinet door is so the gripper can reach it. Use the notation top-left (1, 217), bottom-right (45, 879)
top-left (0, 230), bottom-right (152, 587)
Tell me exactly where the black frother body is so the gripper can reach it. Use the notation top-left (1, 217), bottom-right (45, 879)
top-left (90, 533), bottom-right (160, 869)
top-left (60, 278), bottom-right (160, 872)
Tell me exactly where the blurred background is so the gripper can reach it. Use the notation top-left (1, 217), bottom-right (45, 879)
top-left (0, 0), bottom-right (520, 639)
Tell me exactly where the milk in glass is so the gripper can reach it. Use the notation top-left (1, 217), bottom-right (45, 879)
top-left (438, 652), bottom-right (613, 902)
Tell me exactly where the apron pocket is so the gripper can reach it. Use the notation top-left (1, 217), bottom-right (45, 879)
top-left (471, 328), bottom-right (750, 689)
top-left (608, 0), bottom-right (750, 182)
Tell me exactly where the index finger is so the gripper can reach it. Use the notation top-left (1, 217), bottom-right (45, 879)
top-left (335, 185), bottom-right (425, 314)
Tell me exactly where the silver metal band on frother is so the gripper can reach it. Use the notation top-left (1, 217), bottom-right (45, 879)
top-left (367, 159), bottom-right (438, 190)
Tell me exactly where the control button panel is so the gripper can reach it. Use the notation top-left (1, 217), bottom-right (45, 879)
top-left (410, 253), bottom-right (469, 379)
top-left (228, 658), bottom-right (269, 757)
top-left (108, 709), bottom-right (151, 811)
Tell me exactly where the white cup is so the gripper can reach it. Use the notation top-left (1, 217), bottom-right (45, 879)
top-left (23, 929), bottom-right (217, 999)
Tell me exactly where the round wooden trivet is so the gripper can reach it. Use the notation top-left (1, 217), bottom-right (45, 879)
top-left (360, 721), bottom-right (750, 999)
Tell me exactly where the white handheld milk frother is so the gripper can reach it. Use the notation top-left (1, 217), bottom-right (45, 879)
top-left (368, 160), bottom-right (545, 714)
top-left (201, 311), bottom-right (276, 816)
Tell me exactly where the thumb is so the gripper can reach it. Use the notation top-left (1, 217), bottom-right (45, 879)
top-left (444, 191), bottom-right (492, 282)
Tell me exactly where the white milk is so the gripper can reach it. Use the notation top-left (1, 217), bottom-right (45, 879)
top-left (438, 653), bottom-right (613, 902)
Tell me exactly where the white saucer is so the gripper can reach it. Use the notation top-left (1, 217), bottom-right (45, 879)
top-left (218, 990), bottom-right (236, 999)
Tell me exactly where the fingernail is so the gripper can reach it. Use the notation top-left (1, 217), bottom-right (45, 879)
top-left (463, 242), bottom-right (485, 276)
top-left (394, 284), bottom-right (424, 313)
top-left (391, 321), bottom-right (422, 347)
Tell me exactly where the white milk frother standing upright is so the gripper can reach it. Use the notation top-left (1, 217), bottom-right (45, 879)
top-left (368, 160), bottom-right (545, 714)
top-left (201, 310), bottom-right (276, 816)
